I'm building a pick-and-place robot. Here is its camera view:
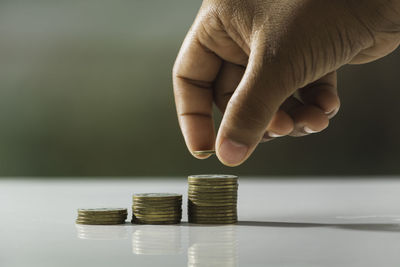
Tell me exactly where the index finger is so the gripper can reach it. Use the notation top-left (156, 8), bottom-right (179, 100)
top-left (172, 24), bottom-right (222, 158)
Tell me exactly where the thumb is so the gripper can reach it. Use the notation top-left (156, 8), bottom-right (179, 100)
top-left (216, 48), bottom-right (294, 166)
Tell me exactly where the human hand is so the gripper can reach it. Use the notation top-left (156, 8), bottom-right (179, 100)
top-left (173, 0), bottom-right (400, 166)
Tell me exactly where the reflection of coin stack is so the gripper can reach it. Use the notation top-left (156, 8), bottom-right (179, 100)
top-left (132, 193), bottom-right (182, 224)
top-left (188, 225), bottom-right (238, 267)
top-left (75, 224), bottom-right (129, 240)
top-left (132, 225), bottom-right (182, 255)
top-left (188, 175), bottom-right (238, 224)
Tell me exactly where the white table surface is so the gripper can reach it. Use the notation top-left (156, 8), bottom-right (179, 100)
top-left (1, 177), bottom-right (400, 267)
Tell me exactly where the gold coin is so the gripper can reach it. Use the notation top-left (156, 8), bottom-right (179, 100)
top-left (192, 202), bottom-right (236, 207)
top-left (188, 198), bottom-right (237, 203)
top-left (76, 220), bottom-right (126, 225)
top-left (78, 208), bottom-right (127, 213)
top-left (192, 150), bottom-right (215, 156)
top-left (188, 182), bottom-right (238, 187)
top-left (133, 199), bottom-right (182, 203)
top-left (132, 217), bottom-right (181, 222)
top-left (133, 213), bottom-right (181, 218)
top-left (132, 219), bottom-right (181, 225)
top-left (133, 207), bottom-right (181, 211)
top-left (188, 213), bottom-right (237, 217)
top-left (188, 194), bottom-right (237, 199)
top-left (76, 217), bottom-right (127, 221)
top-left (133, 203), bottom-right (181, 207)
top-left (132, 210), bottom-right (182, 215)
top-left (188, 220), bottom-right (237, 224)
top-left (189, 184), bottom-right (238, 189)
top-left (133, 193), bottom-right (182, 199)
top-left (133, 203), bottom-right (182, 207)
top-left (188, 174), bottom-right (238, 181)
top-left (189, 205), bottom-right (237, 211)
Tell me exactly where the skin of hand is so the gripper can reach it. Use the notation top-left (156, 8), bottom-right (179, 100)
top-left (173, 0), bottom-right (400, 166)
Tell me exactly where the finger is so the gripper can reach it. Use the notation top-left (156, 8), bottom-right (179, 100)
top-left (214, 62), bottom-right (294, 142)
top-left (280, 96), bottom-right (330, 137)
top-left (262, 110), bottom-right (294, 141)
top-left (298, 71), bottom-right (340, 119)
top-left (213, 62), bottom-right (244, 113)
top-left (215, 49), bottom-right (291, 166)
top-left (173, 24), bottom-right (222, 158)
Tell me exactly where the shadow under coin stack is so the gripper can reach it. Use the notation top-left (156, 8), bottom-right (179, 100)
top-left (132, 193), bottom-right (182, 224)
top-left (188, 174), bottom-right (238, 224)
top-left (76, 208), bottom-right (128, 225)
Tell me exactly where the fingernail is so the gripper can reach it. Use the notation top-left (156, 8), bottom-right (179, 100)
top-left (325, 107), bottom-right (339, 117)
top-left (267, 132), bottom-right (284, 138)
top-left (303, 126), bottom-right (318, 134)
top-left (218, 139), bottom-right (248, 166)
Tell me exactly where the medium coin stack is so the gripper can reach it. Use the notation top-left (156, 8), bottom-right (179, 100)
top-left (188, 174), bottom-right (238, 224)
top-left (76, 208), bottom-right (128, 225)
top-left (131, 193), bottom-right (182, 224)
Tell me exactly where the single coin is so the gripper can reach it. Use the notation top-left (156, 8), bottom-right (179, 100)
top-left (193, 150), bottom-right (215, 156)
top-left (133, 213), bottom-right (181, 218)
top-left (188, 216), bottom-right (237, 221)
top-left (133, 218), bottom-right (181, 223)
top-left (188, 213), bottom-right (237, 218)
top-left (188, 174), bottom-right (238, 181)
top-left (188, 212), bottom-right (237, 218)
top-left (189, 221), bottom-right (237, 225)
top-left (133, 205), bottom-right (182, 210)
top-left (188, 202), bottom-right (236, 207)
top-left (76, 220), bottom-right (126, 225)
top-left (78, 208), bottom-right (128, 214)
top-left (188, 194), bottom-right (237, 199)
top-left (188, 196), bottom-right (238, 200)
top-left (188, 191), bottom-right (237, 195)
top-left (76, 219), bottom-right (126, 224)
top-left (188, 197), bottom-right (237, 202)
top-left (189, 220), bottom-right (237, 224)
top-left (188, 204), bottom-right (237, 209)
top-left (189, 217), bottom-right (237, 221)
top-left (188, 201), bottom-right (237, 206)
top-left (188, 185), bottom-right (238, 189)
top-left (77, 216), bottom-right (127, 221)
top-left (133, 193), bottom-right (182, 198)
top-left (78, 208), bottom-right (127, 213)
top-left (188, 211), bottom-right (237, 215)
top-left (132, 201), bottom-right (182, 207)
top-left (77, 214), bottom-right (127, 218)
top-left (132, 210), bottom-right (181, 215)
top-left (189, 209), bottom-right (236, 214)
top-left (132, 206), bottom-right (182, 212)
top-left (76, 215), bottom-right (127, 220)
top-left (132, 198), bottom-right (182, 205)
top-left (188, 182), bottom-right (238, 187)
top-left (132, 220), bottom-right (181, 225)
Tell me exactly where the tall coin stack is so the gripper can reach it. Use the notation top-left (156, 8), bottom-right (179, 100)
top-left (132, 193), bottom-right (182, 224)
top-left (188, 174), bottom-right (238, 224)
top-left (76, 208), bottom-right (128, 225)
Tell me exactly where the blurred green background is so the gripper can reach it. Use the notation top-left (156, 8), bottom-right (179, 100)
top-left (0, 0), bottom-right (399, 177)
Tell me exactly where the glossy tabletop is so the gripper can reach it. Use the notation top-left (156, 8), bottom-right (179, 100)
top-left (1, 177), bottom-right (400, 266)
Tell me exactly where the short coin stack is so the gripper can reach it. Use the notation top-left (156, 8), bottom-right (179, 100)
top-left (76, 208), bottom-right (127, 225)
top-left (188, 174), bottom-right (238, 224)
top-left (132, 193), bottom-right (182, 224)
